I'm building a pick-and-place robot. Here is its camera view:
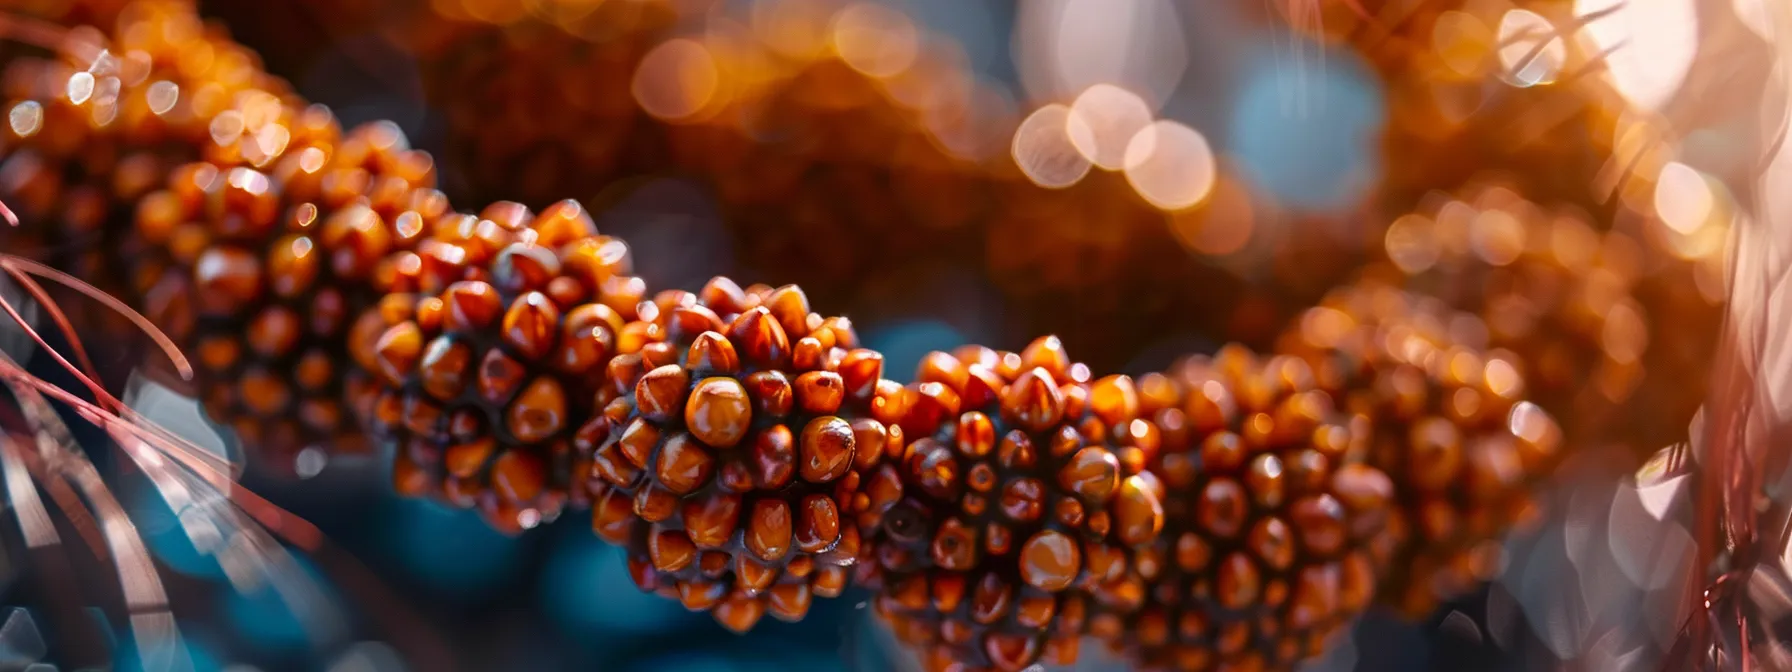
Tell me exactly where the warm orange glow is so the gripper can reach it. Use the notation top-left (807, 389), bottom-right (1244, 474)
top-left (633, 39), bottom-right (720, 122)
top-left (1012, 103), bottom-right (1093, 189)
top-left (1468, 208), bottom-right (1524, 266)
top-left (1122, 120), bottom-right (1216, 211)
top-left (751, 0), bottom-right (835, 60)
top-left (1432, 11), bottom-right (1494, 78)
top-left (1169, 176), bottom-right (1254, 256)
top-left (1066, 84), bottom-right (1152, 171)
top-left (1384, 214), bottom-right (1440, 274)
top-left (833, 3), bottom-right (918, 79)
top-left (147, 80), bottom-right (179, 116)
top-left (1495, 9), bottom-right (1563, 87)
top-left (1574, 0), bottom-right (1697, 112)
top-left (1653, 161), bottom-right (1714, 236)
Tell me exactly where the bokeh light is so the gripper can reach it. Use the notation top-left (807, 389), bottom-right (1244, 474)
top-left (1385, 214), bottom-right (1442, 274)
top-left (1432, 11), bottom-right (1495, 79)
top-left (1168, 173), bottom-right (1255, 256)
top-left (1122, 119), bottom-right (1217, 211)
top-left (1013, 0), bottom-right (1188, 107)
top-left (1496, 10), bottom-right (1565, 87)
top-left (1734, 0), bottom-right (1773, 40)
top-left (832, 3), bottom-right (920, 79)
top-left (634, 39), bottom-right (721, 121)
top-left (1574, 0), bottom-right (1698, 112)
top-left (1654, 161), bottom-right (1716, 236)
top-left (1228, 44), bottom-right (1384, 211)
top-left (8, 101), bottom-right (41, 137)
top-left (1066, 83), bottom-right (1154, 171)
top-left (1012, 103), bottom-right (1093, 188)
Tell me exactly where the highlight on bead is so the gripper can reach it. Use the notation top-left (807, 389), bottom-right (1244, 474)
top-left (0, 0), bottom-right (1769, 669)
top-left (1092, 346), bottom-right (1394, 671)
top-left (579, 278), bottom-right (901, 633)
top-left (367, 199), bottom-right (644, 533)
top-left (859, 336), bottom-right (1165, 671)
top-left (1278, 281), bottom-right (1563, 617)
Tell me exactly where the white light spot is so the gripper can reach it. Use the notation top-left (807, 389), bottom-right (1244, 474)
top-left (1121, 120), bottom-right (1217, 211)
top-left (1066, 83), bottom-right (1152, 171)
top-left (1012, 103), bottom-right (1092, 189)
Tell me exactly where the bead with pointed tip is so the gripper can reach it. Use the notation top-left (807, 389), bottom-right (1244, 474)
top-left (506, 376), bottom-right (566, 444)
top-left (477, 348), bottom-right (527, 404)
top-left (442, 281), bottom-right (503, 333)
top-left (745, 498), bottom-right (793, 562)
top-left (713, 591), bottom-right (766, 634)
top-left (1004, 368), bottom-right (1065, 433)
top-left (650, 529), bottom-right (699, 573)
top-left (1057, 446), bottom-right (1120, 502)
top-left (798, 417), bottom-right (854, 484)
top-left (555, 304), bottom-right (617, 374)
top-left (501, 291), bottom-right (559, 361)
top-left (654, 434), bottom-right (715, 495)
top-left (1018, 530), bottom-right (1081, 592)
top-left (686, 331), bottom-right (740, 374)
top-left (635, 365), bottom-right (691, 423)
top-left (489, 450), bottom-right (546, 505)
top-left (684, 493), bottom-right (742, 549)
top-left (727, 307), bottom-right (789, 369)
top-left (374, 322), bottom-right (424, 385)
top-left (1113, 474), bottom-right (1165, 546)
top-left (195, 246), bottom-right (264, 314)
top-left (686, 377), bottom-right (751, 448)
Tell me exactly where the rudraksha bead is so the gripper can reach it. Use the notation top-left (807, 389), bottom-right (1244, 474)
top-left (368, 201), bottom-right (645, 532)
top-left (129, 121), bottom-right (442, 473)
top-left (1091, 347), bottom-right (1395, 672)
top-left (1376, 185), bottom-right (1651, 443)
top-left (1, 1), bottom-right (311, 330)
top-left (1278, 281), bottom-right (1562, 617)
top-left (859, 336), bottom-right (1166, 672)
top-left (579, 279), bottom-right (904, 633)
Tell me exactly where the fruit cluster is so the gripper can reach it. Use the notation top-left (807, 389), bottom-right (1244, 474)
top-left (0, 1), bottom-right (1705, 671)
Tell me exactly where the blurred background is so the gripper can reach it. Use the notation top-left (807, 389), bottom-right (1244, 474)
top-left (0, 0), bottom-right (1783, 669)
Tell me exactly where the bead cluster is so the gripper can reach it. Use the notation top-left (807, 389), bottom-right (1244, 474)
top-left (0, 2), bottom-right (1694, 672)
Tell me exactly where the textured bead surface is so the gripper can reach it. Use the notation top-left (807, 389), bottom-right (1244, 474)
top-left (1374, 185), bottom-right (1664, 446)
top-left (131, 119), bottom-right (450, 473)
top-left (859, 336), bottom-right (1165, 671)
top-left (579, 279), bottom-right (903, 633)
top-left (1277, 282), bottom-right (1562, 617)
top-left (1091, 347), bottom-right (1394, 671)
top-left (368, 201), bottom-right (644, 532)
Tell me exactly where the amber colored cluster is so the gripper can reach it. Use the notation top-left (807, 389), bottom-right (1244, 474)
top-left (1373, 184), bottom-right (1651, 440)
top-left (397, 1), bottom-right (688, 208)
top-left (1265, 0), bottom-right (1719, 453)
top-left (363, 199), bottom-right (645, 532)
top-left (0, 1), bottom-right (293, 268)
top-left (854, 337), bottom-right (1164, 671)
top-left (209, 0), bottom-right (1292, 375)
top-left (1278, 281), bottom-right (1562, 617)
top-left (576, 279), bottom-right (903, 633)
top-left (0, 2), bottom-right (1618, 672)
top-left (128, 120), bottom-right (446, 470)
top-left (1084, 347), bottom-right (1394, 672)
